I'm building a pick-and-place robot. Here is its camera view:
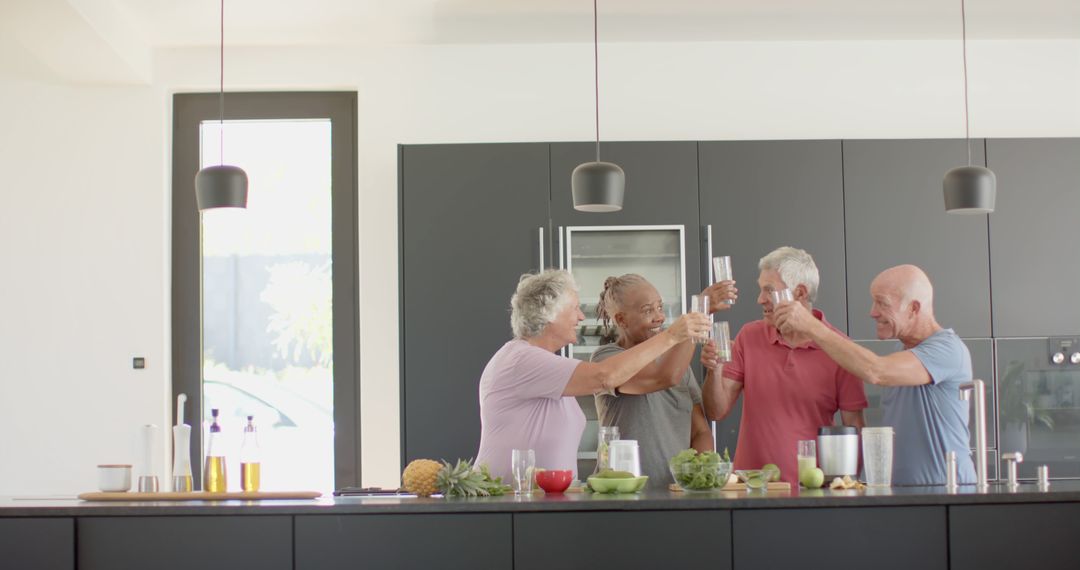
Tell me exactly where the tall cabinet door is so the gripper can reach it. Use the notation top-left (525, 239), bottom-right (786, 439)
top-left (843, 139), bottom-right (992, 339)
top-left (986, 138), bottom-right (1080, 337)
top-left (699, 140), bottom-right (848, 454)
top-left (400, 143), bottom-right (550, 465)
top-left (699, 140), bottom-right (849, 336)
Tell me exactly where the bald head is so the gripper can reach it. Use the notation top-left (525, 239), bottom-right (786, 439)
top-left (872, 265), bottom-right (934, 315)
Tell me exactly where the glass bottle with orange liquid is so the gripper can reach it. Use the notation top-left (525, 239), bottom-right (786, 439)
top-left (240, 415), bottom-right (261, 492)
top-left (204, 408), bottom-right (227, 492)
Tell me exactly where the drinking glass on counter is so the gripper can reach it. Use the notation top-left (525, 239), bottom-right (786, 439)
top-left (712, 256), bottom-right (735, 306)
top-left (862, 427), bottom-right (894, 487)
top-left (511, 449), bottom-right (536, 495)
top-left (770, 288), bottom-right (794, 307)
top-left (797, 440), bottom-right (817, 479)
top-left (690, 295), bottom-right (711, 345)
top-left (712, 321), bottom-right (732, 363)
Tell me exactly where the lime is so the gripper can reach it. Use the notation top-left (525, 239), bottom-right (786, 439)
top-left (762, 463), bottom-right (781, 482)
top-left (800, 467), bottom-right (825, 489)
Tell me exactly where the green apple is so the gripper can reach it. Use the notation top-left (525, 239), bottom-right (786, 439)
top-left (800, 467), bottom-right (825, 489)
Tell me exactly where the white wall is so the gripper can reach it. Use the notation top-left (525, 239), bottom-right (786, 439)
top-left (3, 38), bottom-right (1079, 494)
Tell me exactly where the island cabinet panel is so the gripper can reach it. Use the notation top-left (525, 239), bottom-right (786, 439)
top-left (733, 506), bottom-right (947, 570)
top-left (0, 517), bottom-right (73, 569)
top-left (842, 139), bottom-right (991, 339)
top-left (77, 516), bottom-right (291, 570)
top-left (513, 510), bottom-right (731, 570)
top-left (295, 513), bottom-right (513, 570)
top-left (400, 143), bottom-right (551, 467)
top-left (949, 503), bottom-right (1080, 570)
top-left (985, 139), bottom-right (1080, 337)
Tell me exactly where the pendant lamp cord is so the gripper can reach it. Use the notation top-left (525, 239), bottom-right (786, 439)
top-left (219, 0), bottom-right (225, 166)
top-left (593, 0), bottom-right (600, 163)
top-left (963, 0), bottom-right (972, 167)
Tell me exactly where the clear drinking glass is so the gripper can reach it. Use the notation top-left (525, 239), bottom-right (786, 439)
top-left (511, 449), bottom-right (536, 495)
top-left (797, 440), bottom-right (817, 479)
top-left (593, 426), bottom-right (620, 475)
top-left (770, 288), bottom-right (794, 307)
top-left (712, 256), bottom-right (734, 306)
top-left (862, 427), bottom-right (894, 487)
top-left (712, 321), bottom-right (732, 363)
top-left (690, 294), bottom-right (711, 345)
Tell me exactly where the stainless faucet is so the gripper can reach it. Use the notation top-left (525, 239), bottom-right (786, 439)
top-left (959, 379), bottom-right (989, 491)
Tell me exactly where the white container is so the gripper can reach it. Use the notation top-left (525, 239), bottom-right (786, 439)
top-left (608, 439), bottom-right (641, 476)
top-left (862, 427), bottom-right (894, 487)
top-left (97, 464), bottom-right (132, 492)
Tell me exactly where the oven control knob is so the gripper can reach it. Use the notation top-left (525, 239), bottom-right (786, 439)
top-left (1070, 352), bottom-right (1080, 365)
top-left (1052, 352), bottom-right (1066, 365)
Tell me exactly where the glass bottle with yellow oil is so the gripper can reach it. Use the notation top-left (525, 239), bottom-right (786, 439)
top-left (203, 408), bottom-right (227, 492)
top-left (239, 415), bottom-right (261, 492)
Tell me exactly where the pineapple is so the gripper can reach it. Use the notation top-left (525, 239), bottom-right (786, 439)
top-left (436, 459), bottom-right (508, 498)
top-left (402, 459), bottom-right (442, 497)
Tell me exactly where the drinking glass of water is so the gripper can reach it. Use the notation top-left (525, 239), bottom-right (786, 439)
top-left (690, 295), bottom-right (711, 345)
top-left (511, 449), bottom-right (536, 495)
top-left (712, 256), bottom-right (735, 306)
top-left (770, 288), bottom-right (794, 307)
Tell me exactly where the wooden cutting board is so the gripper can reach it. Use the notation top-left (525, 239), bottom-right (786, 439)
top-left (669, 481), bottom-right (791, 492)
top-left (78, 491), bottom-right (322, 501)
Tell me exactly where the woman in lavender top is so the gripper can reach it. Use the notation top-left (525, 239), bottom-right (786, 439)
top-left (475, 269), bottom-right (710, 481)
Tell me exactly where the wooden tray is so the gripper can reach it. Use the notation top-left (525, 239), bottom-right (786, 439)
top-left (78, 491), bottom-right (322, 501)
top-left (669, 481), bottom-right (791, 492)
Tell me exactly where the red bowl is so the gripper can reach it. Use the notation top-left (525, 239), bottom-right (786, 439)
top-left (535, 469), bottom-right (574, 493)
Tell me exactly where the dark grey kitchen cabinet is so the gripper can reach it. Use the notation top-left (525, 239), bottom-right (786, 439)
top-left (734, 506), bottom-right (947, 570)
top-left (843, 139), bottom-right (991, 339)
top-left (400, 143), bottom-right (551, 466)
top-left (699, 140), bottom-right (848, 456)
top-left (514, 510), bottom-right (731, 570)
top-left (950, 503), bottom-right (1080, 570)
top-left (295, 513), bottom-right (513, 570)
top-left (986, 138), bottom-right (1080, 337)
top-left (0, 518), bottom-right (73, 569)
top-left (699, 140), bottom-right (849, 337)
top-left (77, 516), bottom-right (291, 570)
top-left (549, 142), bottom-right (703, 301)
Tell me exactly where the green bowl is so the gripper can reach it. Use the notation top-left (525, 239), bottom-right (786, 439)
top-left (586, 475), bottom-right (649, 494)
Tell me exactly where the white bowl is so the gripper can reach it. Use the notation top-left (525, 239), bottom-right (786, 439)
top-left (97, 464), bottom-right (132, 492)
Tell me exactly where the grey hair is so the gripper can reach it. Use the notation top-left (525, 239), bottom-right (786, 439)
top-left (510, 269), bottom-right (579, 339)
top-left (758, 246), bottom-right (820, 303)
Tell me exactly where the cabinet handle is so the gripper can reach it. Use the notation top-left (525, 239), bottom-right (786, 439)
top-left (538, 227), bottom-right (545, 271)
top-left (706, 224), bottom-right (714, 284)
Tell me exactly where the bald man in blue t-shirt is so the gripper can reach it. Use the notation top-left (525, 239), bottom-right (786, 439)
top-left (773, 264), bottom-right (975, 486)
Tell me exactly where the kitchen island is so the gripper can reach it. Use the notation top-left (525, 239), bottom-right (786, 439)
top-left (4, 482), bottom-right (1080, 570)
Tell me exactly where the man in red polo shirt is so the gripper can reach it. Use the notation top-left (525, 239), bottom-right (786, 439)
top-left (702, 246), bottom-right (867, 485)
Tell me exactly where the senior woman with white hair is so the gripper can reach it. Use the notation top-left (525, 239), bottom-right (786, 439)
top-left (475, 269), bottom-right (711, 481)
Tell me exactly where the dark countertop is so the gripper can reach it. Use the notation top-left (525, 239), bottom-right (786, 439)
top-left (4, 481), bottom-right (1080, 517)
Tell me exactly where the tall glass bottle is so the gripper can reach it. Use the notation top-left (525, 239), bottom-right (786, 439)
top-left (239, 415), bottom-right (261, 492)
top-left (204, 408), bottom-right (227, 492)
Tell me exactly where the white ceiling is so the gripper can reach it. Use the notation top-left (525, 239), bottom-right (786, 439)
top-left (81, 0), bottom-right (1080, 47)
top-left (3, 0), bottom-right (1079, 84)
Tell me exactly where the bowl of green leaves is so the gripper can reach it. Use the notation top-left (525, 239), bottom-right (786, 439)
top-left (668, 449), bottom-right (732, 492)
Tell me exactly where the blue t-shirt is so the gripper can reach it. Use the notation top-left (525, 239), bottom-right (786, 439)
top-left (881, 329), bottom-right (976, 485)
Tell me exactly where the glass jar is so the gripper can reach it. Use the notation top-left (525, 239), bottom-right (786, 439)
top-left (593, 426), bottom-right (620, 475)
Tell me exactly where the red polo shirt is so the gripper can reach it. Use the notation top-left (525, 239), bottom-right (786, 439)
top-left (722, 310), bottom-right (868, 484)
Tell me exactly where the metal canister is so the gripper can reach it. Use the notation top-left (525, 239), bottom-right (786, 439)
top-left (945, 451), bottom-right (958, 491)
top-left (1037, 465), bottom-right (1050, 490)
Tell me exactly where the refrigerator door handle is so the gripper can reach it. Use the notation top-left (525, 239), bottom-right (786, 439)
top-left (538, 226), bottom-right (545, 271)
top-left (706, 224), bottom-right (714, 284)
top-left (558, 226), bottom-right (568, 358)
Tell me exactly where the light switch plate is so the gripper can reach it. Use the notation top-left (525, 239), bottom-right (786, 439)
top-left (133, 357), bottom-right (146, 369)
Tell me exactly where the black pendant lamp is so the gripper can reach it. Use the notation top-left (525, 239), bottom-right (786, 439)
top-left (943, 0), bottom-right (995, 214)
top-left (195, 0), bottom-right (248, 211)
top-left (572, 0), bottom-right (624, 213)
